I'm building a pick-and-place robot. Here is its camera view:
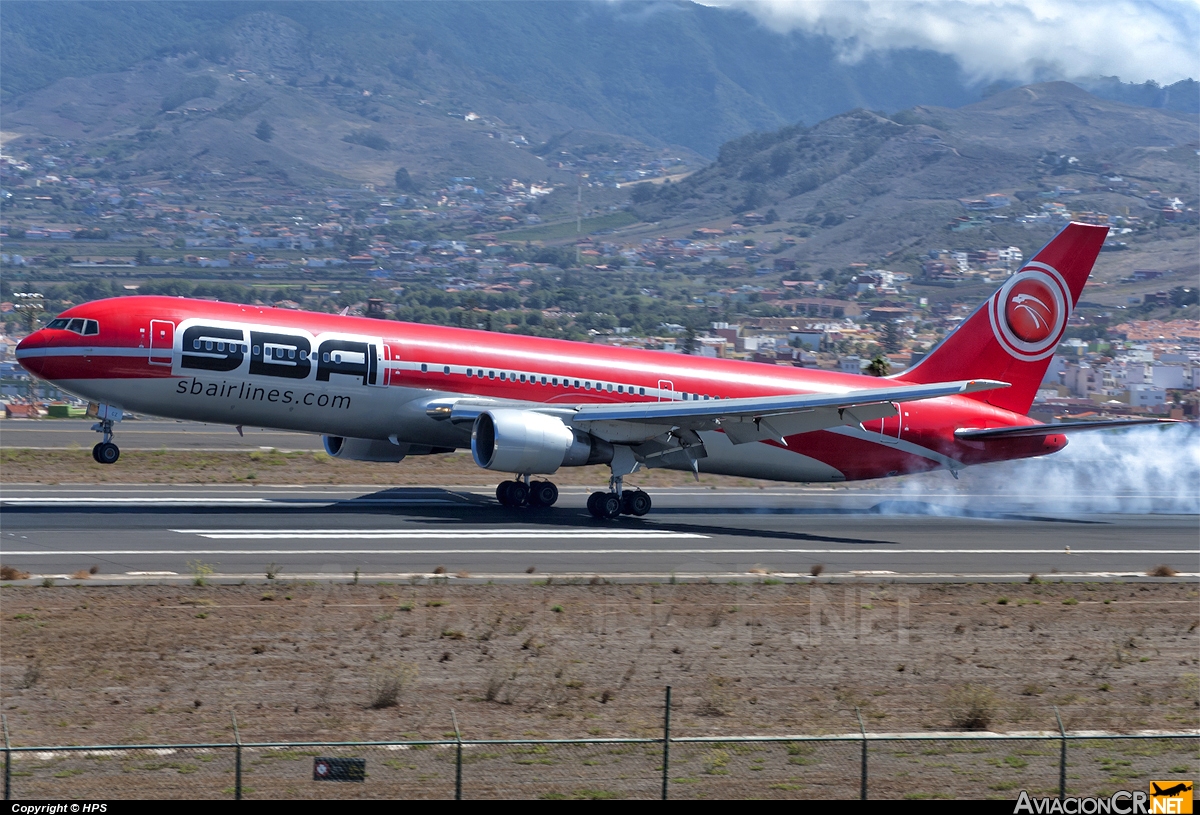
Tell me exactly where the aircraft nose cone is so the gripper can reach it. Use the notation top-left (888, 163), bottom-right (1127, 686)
top-left (15, 330), bottom-right (47, 377)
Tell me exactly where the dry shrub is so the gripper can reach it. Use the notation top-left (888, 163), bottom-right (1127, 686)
top-left (698, 674), bottom-right (733, 716)
top-left (455, 570), bottom-right (471, 579)
top-left (946, 684), bottom-right (997, 730)
top-left (525, 566), bottom-right (536, 574)
top-left (89, 565), bottom-right (100, 575)
top-left (70, 569), bottom-right (91, 580)
top-left (1148, 564), bottom-right (1178, 577)
top-left (432, 565), bottom-right (446, 575)
top-left (748, 567), bottom-right (768, 575)
top-left (1, 565), bottom-right (31, 581)
top-left (810, 564), bottom-right (825, 577)
top-left (18, 659), bottom-right (42, 690)
top-left (367, 662), bottom-right (417, 709)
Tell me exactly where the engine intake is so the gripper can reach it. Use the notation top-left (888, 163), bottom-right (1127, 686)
top-left (471, 409), bottom-right (611, 474)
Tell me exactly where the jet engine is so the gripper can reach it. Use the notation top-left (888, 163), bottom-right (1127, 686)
top-left (471, 409), bottom-right (612, 474)
top-left (322, 436), bottom-right (411, 462)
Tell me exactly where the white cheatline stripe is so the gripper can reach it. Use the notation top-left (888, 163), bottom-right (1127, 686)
top-left (172, 529), bottom-right (707, 540)
top-left (1, 498), bottom-right (455, 505)
top-left (3, 547), bottom-right (1192, 557)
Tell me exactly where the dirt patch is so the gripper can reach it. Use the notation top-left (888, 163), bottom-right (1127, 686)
top-left (1, 582), bottom-right (1196, 747)
top-left (0, 448), bottom-right (775, 488)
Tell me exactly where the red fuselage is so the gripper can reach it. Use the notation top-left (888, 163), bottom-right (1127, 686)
top-left (17, 296), bottom-right (1062, 482)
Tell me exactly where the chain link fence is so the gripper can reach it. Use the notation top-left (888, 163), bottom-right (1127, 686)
top-left (4, 706), bottom-right (1197, 800)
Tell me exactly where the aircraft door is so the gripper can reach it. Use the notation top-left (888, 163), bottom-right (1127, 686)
top-left (657, 380), bottom-right (676, 401)
top-left (149, 320), bottom-right (174, 366)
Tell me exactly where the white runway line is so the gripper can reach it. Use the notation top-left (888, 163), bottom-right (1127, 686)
top-left (0, 497), bottom-right (456, 505)
top-left (172, 528), bottom-right (708, 540)
top-left (4, 547), bottom-right (1192, 556)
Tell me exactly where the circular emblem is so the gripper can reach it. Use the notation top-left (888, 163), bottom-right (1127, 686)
top-left (987, 262), bottom-right (1070, 361)
top-left (316, 762), bottom-right (329, 777)
top-left (1005, 277), bottom-right (1058, 343)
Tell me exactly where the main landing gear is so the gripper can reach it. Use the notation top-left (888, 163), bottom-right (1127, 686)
top-left (586, 474), bottom-right (651, 520)
top-left (496, 476), bottom-right (559, 509)
top-left (91, 418), bottom-right (119, 465)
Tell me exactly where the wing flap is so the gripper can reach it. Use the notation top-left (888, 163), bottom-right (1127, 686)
top-left (572, 379), bottom-right (1008, 426)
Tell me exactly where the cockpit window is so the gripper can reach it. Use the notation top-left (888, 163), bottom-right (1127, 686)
top-left (45, 317), bottom-right (99, 335)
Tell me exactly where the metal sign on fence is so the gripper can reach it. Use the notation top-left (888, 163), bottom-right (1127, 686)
top-left (314, 757), bottom-right (366, 782)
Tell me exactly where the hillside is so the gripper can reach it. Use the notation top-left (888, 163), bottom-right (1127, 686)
top-left (6, 0), bottom-right (1195, 162)
top-left (627, 82), bottom-right (1199, 284)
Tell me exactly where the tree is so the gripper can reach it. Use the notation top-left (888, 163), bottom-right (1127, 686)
top-left (682, 322), bottom-right (697, 355)
top-left (394, 167), bottom-right (418, 192)
top-left (882, 320), bottom-right (902, 353)
top-left (255, 120), bottom-right (274, 142)
top-left (866, 355), bottom-right (890, 377)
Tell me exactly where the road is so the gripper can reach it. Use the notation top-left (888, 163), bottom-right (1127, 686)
top-left (1, 485), bottom-right (1195, 582)
top-left (0, 419), bottom-right (322, 451)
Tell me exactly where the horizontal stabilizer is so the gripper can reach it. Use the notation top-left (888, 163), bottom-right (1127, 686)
top-left (955, 418), bottom-right (1179, 440)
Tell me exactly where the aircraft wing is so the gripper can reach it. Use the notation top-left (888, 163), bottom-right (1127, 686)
top-left (569, 379), bottom-right (1010, 445)
top-left (954, 418), bottom-right (1179, 440)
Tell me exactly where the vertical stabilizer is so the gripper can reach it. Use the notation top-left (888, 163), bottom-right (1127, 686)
top-left (900, 222), bottom-right (1108, 414)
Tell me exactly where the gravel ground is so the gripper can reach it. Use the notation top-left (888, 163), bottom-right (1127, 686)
top-left (2, 581), bottom-right (1196, 748)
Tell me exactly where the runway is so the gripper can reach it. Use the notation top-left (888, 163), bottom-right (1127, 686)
top-left (0, 419), bottom-right (321, 451)
top-left (2, 485), bottom-right (1195, 582)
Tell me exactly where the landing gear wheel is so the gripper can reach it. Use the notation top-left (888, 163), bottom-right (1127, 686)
top-left (587, 491), bottom-right (607, 519)
top-left (95, 442), bottom-right (120, 465)
top-left (600, 493), bottom-right (622, 519)
top-left (496, 480), bottom-right (515, 505)
top-left (92, 443), bottom-right (103, 463)
top-left (529, 481), bottom-right (559, 508)
top-left (622, 490), bottom-right (652, 517)
top-left (506, 480), bottom-right (529, 507)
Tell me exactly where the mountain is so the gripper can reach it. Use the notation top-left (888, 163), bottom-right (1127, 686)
top-left (628, 82), bottom-right (1198, 279)
top-left (0, 0), bottom-right (993, 159)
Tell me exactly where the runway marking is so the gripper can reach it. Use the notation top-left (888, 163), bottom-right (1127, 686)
top-left (0, 498), bottom-right (457, 505)
top-left (4, 548), bottom-right (1191, 556)
top-left (173, 529), bottom-right (708, 540)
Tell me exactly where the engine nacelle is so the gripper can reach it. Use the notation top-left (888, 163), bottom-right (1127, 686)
top-left (322, 436), bottom-right (410, 462)
top-left (471, 409), bottom-right (611, 474)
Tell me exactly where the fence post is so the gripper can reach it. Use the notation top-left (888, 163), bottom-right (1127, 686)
top-left (452, 709), bottom-right (462, 801)
top-left (661, 686), bottom-right (672, 801)
top-left (231, 711), bottom-right (242, 801)
top-left (855, 706), bottom-right (867, 801)
top-left (3, 714), bottom-right (11, 801)
top-left (1054, 706), bottom-right (1066, 801)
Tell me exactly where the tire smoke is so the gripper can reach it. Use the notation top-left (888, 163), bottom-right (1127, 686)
top-left (901, 423), bottom-right (1199, 515)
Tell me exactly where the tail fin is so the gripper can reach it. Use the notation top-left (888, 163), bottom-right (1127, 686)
top-left (901, 222), bottom-right (1108, 414)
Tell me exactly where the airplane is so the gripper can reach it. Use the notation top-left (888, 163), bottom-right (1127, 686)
top-left (15, 222), bottom-right (1173, 519)
top-left (1152, 783), bottom-right (1194, 798)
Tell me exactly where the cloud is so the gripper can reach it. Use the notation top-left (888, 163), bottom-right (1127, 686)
top-left (708, 0), bottom-right (1200, 85)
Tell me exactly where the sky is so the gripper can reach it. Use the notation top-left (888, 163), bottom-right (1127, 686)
top-left (709, 0), bottom-right (1200, 85)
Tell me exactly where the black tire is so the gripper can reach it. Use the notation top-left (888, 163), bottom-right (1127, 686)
top-left (96, 442), bottom-right (120, 465)
top-left (92, 443), bottom-right (102, 463)
top-left (587, 491), bottom-right (607, 518)
top-left (626, 490), bottom-right (652, 517)
top-left (507, 481), bottom-right (529, 507)
top-left (496, 480), bottom-right (515, 506)
top-left (600, 493), bottom-right (622, 519)
top-left (530, 481), bottom-right (558, 508)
